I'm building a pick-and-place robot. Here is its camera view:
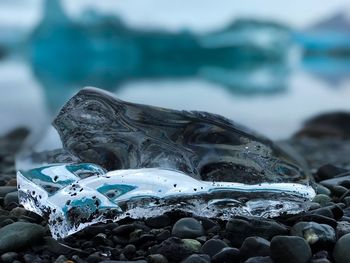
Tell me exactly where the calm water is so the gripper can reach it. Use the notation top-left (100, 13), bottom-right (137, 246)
top-left (1, 56), bottom-right (350, 143)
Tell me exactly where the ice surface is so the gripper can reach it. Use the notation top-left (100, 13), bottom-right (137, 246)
top-left (17, 87), bottom-right (316, 239)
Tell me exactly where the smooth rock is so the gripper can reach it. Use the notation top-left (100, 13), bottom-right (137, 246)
top-left (336, 221), bottom-right (350, 239)
top-left (316, 164), bottom-right (349, 181)
top-left (225, 217), bottom-right (288, 246)
top-left (200, 239), bottom-right (228, 257)
top-left (310, 207), bottom-right (334, 218)
top-left (239, 236), bottom-right (270, 261)
top-left (312, 194), bottom-right (332, 207)
top-left (0, 222), bottom-right (46, 253)
top-left (180, 254), bottom-right (210, 263)
top-left (316, 184), bottom-right (331, 196)
top-left (150, 237), bottom-right (193, 262)
top-left (312, 259), bottom-right (331, 263)
top-left (333, 233), bottom-right (350, 263)
top-left (270, 236), bottom-right (312, 263)
top-left (291, 222), bottom-right (335, 249)
top-left (172, 218), bottom-right (204, 239)
top-left (99, 261), bottom-right (147, 263)
top-left (286, 214), bottom-right (337, 228)
top-left (146, 215), bottom-right (171, 228)
top-left (212, 247), bottom-right (239, 263)
top-left (44, 237), bottom-right (87, 257)
top-left (332, 186), bottom-right (348, 197)
top-left (147, 254), bottom-right (169, 263)
top-left (244, 256), bottom-right (272, 263)
top-left (54, 255), bottom-right (68, 263)
top-left (182, 239), bottom-right (201, 252)
top-left (1, 252), bottom-right (18, 263)
top-left (0, 186), bottom-right (17, 198)
top-left (320, 175), bottom-right (350, 190)
top-left (3, 191), bottom-right (18, 206)
top-left (112, 224), bottom-right (135, 236)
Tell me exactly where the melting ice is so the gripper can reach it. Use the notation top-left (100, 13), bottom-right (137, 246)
top-left (17, 87), bottom-right (316, 239)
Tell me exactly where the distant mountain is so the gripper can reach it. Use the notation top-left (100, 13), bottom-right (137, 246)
top-left (294, 9), bottom-right (350, 55)
top-left (309, 10), bottom-right (350, 32)
top-left (293, 9), bottom-right (350, 86)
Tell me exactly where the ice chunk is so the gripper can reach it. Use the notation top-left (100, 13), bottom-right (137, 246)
top-left (17, 87), bottom-right (316, 239)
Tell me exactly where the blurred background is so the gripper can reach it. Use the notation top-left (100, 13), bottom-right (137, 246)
top-left (1, 0), bottom-right (350, 143)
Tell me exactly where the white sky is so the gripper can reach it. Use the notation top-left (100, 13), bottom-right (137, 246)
top-left (0, 0), bottom-right (349, 31)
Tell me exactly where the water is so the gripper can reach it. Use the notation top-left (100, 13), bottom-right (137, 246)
top-left (17, 88), bottom-right (315, 239)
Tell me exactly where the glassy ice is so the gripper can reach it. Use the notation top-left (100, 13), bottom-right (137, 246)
top-left (17, 87), bottom-right (315, 239)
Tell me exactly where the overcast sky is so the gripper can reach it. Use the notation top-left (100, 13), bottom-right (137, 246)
top-left (0, 0), bottom-right (349, 31)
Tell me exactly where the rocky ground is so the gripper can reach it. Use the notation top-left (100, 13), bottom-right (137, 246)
top-left (1, 113), bottom-right (350, 263)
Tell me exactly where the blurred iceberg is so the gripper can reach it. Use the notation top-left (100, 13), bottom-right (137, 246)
top-left (25, 0), bottom-right (293, 111)
top-left (294, 10), bottom-right (350, 85)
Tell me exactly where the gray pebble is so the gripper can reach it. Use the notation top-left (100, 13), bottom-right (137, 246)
top-left (291, 221), bottom-right (336, 246)
top-left (200, 239), bottom-right (228, 257)
top-left (270, 236), bottom-right (311, 263)
top-left (0, 186), bottom-right (16, 198)
top-left (180, 254), bottom-right (210, 263)
top-left (0, 222), bottom-right (46, 253)
top-left (172, 218), bottom-right (204, 239)
top-left (336, 221), bottom-right (350, 239)
top-left (1, 252), bottom-right (18, 263)
top-left (147, 254), bottom-right (169, 263)
top-left (312, 194), bottom-right (332, 207)
top-left (333, 233), bottom-right (350, 263)
top-left (4, 191), bottom-right (18, 206)
top-left (239, 236), bottom-right (270, 261)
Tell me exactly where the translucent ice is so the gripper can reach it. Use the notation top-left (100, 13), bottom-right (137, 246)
top-left (17, 87), bottom-right (316, 239)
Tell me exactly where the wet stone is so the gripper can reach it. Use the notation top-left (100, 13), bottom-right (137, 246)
top-left (311, 207), bottom-right (334, 219)
top-left (211, 247), bottom-right (239, 263)
top-left (243, 256), bottom-right (272, 263)
top-left (146, 215), bottom-right (171, 228)
top-left (200, 239), bottom-right (228, 258)
top-left (112, 224), bottom-right (135, 236)
top-left (172, 218), bottom-right (204, 239)
top-left (312, 194), bottom-right (332, 207)
top-left (312, 259), bottom-right (331, 263)
top-left (180, 254), bottom-right (210, 263)
top-left (1, 252), bottom-right (18, 263)
top-left (225, 216), bottom-right (288, 246)
top-left (99, 260), bottom-right (147, 263)
top-left (3, 191), bottom-right (19, 206)
top-left (43, 236), bottom-right (87, 257)
top-left (182, 239), bottom-right (201, 252)
top-left (316, 164), bottom-right (349, 181)
top-left (270, 236), bottom-right (312, 263)
top-left (54, 255), bottom-right (68, 263)
top-left (332, 186), bottom-right (348, 197)
top-left (239, 236), bottom-right (270, 261)
top-left (320, 175), bottom-right (350, 190)
top-left (0, 222), bottom-right (46, 253)
top-left (147, 254), bottom-right (169, 263)
top-left (150, 237), bottom-right (193, 262)
top-left (333, 233), bottom-right (350, 263)
top-left (316, 184), bottom-right (331, 196)
top-left (336, 221), bottom-right (350, 238)
top-left (0, 219), bottom-right (14, 228)
top-left (290, 222), bottom-right (336, 249)
top-left (0, 186), bottom-right (17, 198)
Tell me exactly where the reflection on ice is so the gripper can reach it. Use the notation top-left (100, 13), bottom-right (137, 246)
top-left (18, 164), bottom-right (315, 239)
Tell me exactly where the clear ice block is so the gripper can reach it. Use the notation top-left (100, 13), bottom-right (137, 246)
top-left (17, 87), bottom-right (316, 239)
